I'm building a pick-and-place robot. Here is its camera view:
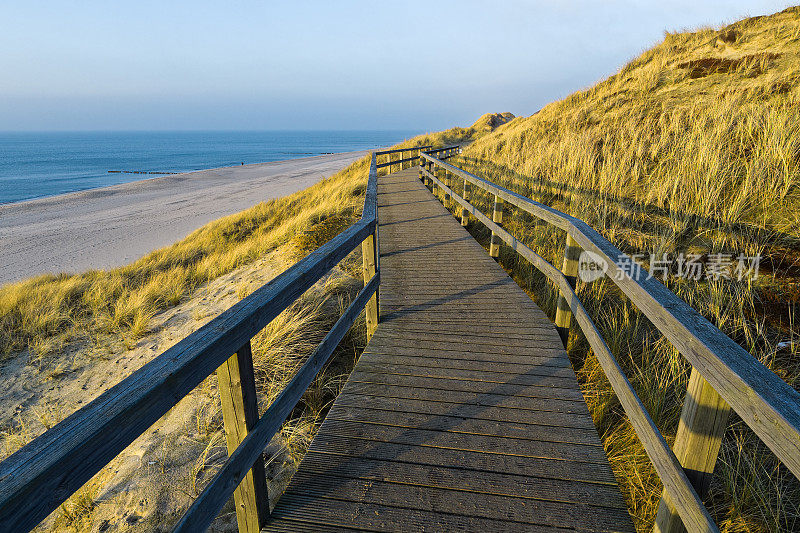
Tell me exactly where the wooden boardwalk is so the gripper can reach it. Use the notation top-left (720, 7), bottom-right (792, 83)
top-left (263, 167), bottom-right (633, 532)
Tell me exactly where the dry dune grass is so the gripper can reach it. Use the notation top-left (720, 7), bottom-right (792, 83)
top-left (441, 6), bottom-right (800, 532)
top-left (0, 156), bottom-right (371, 360)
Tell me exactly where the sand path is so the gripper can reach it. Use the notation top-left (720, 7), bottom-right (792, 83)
top-left (0, 151), bottom-right (365, 286)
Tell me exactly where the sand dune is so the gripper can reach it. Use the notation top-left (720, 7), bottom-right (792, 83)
top-left (0, 151), bottom-right (365, 286)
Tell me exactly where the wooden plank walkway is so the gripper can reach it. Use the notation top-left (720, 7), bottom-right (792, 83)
top-left (263, 167), bottom-right (633, 532)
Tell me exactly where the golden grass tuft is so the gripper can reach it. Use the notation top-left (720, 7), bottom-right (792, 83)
top-left (442, 6), bottom-right (800, 532)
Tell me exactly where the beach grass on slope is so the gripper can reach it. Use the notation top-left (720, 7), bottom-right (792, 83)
top-left (444, 7), bottom-right (800, 532)
top-left (0, 156), bottom-right (371, 361)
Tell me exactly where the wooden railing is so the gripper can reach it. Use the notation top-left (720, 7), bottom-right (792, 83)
top-left (375, 144), bottom-right (459, 175)
top-left (420, 152), bottom-right (800, 533)
top-left (375, 145), bottom-right (431, 175)
top-left (0, 151), bottom-right (385, 533)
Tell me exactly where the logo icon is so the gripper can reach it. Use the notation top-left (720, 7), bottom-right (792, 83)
top-left (578, 250), bottom-right (607, 282)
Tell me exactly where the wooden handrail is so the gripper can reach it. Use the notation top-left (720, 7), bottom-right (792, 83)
top-left (374, 145), bottom-right (431, 156)
top-left (423, 145), bottom-right (461, 159)
top-left (421, 152), bottom-right (800, 532)
top-left (376, 154), bottom-right (421, 169)
top-left (375, 145), bottom-right (432, 174)
top-left (423, 145), bottom-right (461, 153)
top-left (0, 154), bottom-right (381, 533)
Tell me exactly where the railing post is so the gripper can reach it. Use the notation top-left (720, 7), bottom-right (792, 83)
top-left (431, 162), bottom-right (438, 195)
top-left (443, 166), bottom-right (451, 210)
top-left (361, 230), bottom-right (379, 340)
top-left (460, 177), bottom-right (469, 227)
top-left (655, 369), bottom-right (730, 533)
top-left (216, 340), bottom-right (270, 533)
top-left (489, 195), bottom-right (504, 257)
top-left (554, 233), bottom-right (581, 346)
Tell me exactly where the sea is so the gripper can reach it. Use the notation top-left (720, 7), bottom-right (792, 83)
top-left (0, 130), bottom-right (420, 204)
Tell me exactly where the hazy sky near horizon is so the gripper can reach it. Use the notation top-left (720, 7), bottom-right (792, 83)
top-left (0, 1), bottom-right (794, 131)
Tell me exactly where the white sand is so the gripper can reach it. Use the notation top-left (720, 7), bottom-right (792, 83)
top-left (0, 151), bottom-right (365, 286)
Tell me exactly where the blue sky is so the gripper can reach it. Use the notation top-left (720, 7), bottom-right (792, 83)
top-left (0, 1), bottom-right (794, 131)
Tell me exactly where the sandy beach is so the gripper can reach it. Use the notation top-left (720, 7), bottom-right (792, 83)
top-left (0, 151), bottom-right (365, 286)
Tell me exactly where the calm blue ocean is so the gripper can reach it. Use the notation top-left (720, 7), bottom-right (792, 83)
top-left (0, 130), bottom-right (420, 204)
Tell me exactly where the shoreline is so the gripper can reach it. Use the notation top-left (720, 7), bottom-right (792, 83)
top-left (0, 152), bottom-right (360, 208)
top-left (0, 151), bottom-right (365, 286)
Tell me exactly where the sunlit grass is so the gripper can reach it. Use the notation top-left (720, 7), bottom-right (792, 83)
top-left (446, 7), bottom-right (800, 532)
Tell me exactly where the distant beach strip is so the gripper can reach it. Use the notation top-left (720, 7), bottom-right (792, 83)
top-left (0, 130), bottom-right (419, 204)
top-left (0, 152), bottom-right (365, 286)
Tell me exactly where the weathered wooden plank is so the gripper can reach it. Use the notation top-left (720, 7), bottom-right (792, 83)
top-left (262, 518), bottom-right (369, 533)
top-left (367, 328), bottom-right (561, 346)
top-left (268, 494), bottom-right (559, 533)
top-left (357, 352), bottom-right (574, 373)
top-left (338, 382), bottom-right (588, 412)
top-left (380, 308), bottom-right (551, 320)
top-left (362, 340), bottom-right (570, 362)
top-left (282, 473), bottom-right (631, 532)
top-left (365, 331), bottom-right (563, 350)
top-left (331, 393), bottom-right (595, 427)
top-left (347, 373), bottom-right (586, 400)
top-left (312, 419), bottom-right (608, 469)
top-left (216, 341), bottom-right (269, 532)
top-left (294, 453), bottom-right (626, 507)
top-left (382, 314), bottom-right (553, 326)
top-left (350, 364), bottom-right (580, 388)
top-left (306, 435), bottom-right (619, 484)
top-left (315, 419), bottom-right (612, 465)
top-left (325, 405), bottom-right (602, 443)
top-left (370, 322), bottom-right (557, 337)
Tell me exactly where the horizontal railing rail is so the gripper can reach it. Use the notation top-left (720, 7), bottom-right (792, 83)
top-left (374, 144), bottom-right (459, 173)
top-left (0, 153), bottom-right (384, 533)
top-left (424, 145), bottom-right (460, 158)
top-left (375, 154), bottom-right (421, 169)
top-left (374, 145), bottom-right (430, 156)
top-left (420, 152), bottom-right (800, 533)
top-left (375, 145), bottom-right (431, 172)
